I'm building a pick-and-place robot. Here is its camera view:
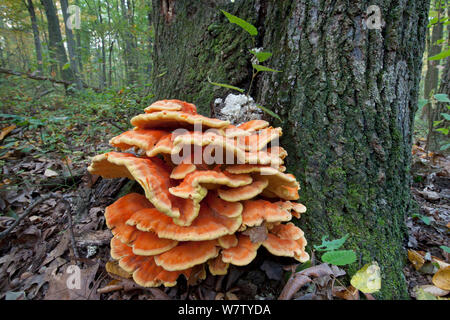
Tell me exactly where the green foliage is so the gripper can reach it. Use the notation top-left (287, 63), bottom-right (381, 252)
top-left (412, 213), bottom-right (431, 225)
top-left (433, 93), bottom-right (450, 103)
top-left (256, 105), bottom-right (281, 122)
top-left (428, 48), bottom-right (450, 61)
top-left (249, 50), bottom-right (272, 63)
top-left (0, 75), bottom-right (151, 163)
top-left (220, 10), bottom-right (258, 36)
top-left (252, 64), bottom-right (280, 73)
top-left (314, 234), bottom-right (349, 252)
top-left (321, 250), bottom-right (357, 266)
top-left (207, 78), bottom-right (244, 93)
top-left (418, 99), bottom-right (429, 111)
top-left (314, 233), bottom-right (357, 266)
top-left (440, 245), bottom-right (450, 253)
top-left (210, 9), bottom-right (282, 122)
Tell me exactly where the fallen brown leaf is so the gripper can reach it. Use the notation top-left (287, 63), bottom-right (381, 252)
top-left (44, 263), bottom-right (100, 300)
top-left (432, 266), bottom-right (450, 291)
top-left (0, 125), bottom-right (16, 141)
top-left (408, 249), bottom-right (425, 271)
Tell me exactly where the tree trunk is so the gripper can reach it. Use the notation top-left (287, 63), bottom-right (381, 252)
top-left (121, 0), bottom-right (137, 84)
top-left (151, 0), bottom-right (429, 299)
top-left (60, 0), bottom-right (83, 89)
top-left (75, 0), bottom-right (83, 73)
top-left (423, 0), bottom-right (443, 118)
top-left (96, 0), bottom-right (107, 89)
top-left (25, 0), bottom-right (43, 73)
top-left (40, 0), bottom-right (74, 82)
top-left (0, 15), bottom-right (9, 67)
top-left (428, 5), bottom-right (450, 152)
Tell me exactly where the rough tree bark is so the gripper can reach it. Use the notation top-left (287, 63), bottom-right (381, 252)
top-left (428, 7), bottom-right (450, 153)
top-left (422, 0), bottom-right (443, 120)
top-left (424, 1), bottom-right (443, 100)
top-left (40, 0), bottom-right (74, 82)
top-left (60, 0), bottom-right (83, 89)
top-left (121, 0), bottom-right (138, 84)
top-left (151, 0), bottom-right (429, 299)
top-left (25, 0), bottom-right (43, 73)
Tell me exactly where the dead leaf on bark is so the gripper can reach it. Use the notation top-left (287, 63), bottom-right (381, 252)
top-left (242, 225), bottom-right (267, 243)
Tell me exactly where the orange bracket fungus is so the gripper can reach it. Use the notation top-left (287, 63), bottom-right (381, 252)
top-left (88, 99), bottom-right (309, 287)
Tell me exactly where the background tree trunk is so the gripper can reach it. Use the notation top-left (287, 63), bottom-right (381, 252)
top-left (121, 0), bottom-right (137, 84)
top-left (424, 1), bottom-right (443, 101)
top-left (25, 0), bottom-right (43, 73)
top-left (428, 5), bottom-right (450, 152)
top-left (151, 0), bottom-right (430, 299)
top-left (60, 0), bottom-right (83, 89)
top-left (40, 0), bottom-right (74, 82)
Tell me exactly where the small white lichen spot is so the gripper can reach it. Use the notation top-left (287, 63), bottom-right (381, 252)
top-left (215, 93), bottom-right (263, 125)
top-left (86, 245), bottom-right (97, 258)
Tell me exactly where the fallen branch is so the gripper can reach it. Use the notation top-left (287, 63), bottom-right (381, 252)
top-left (0, 195), bottom-right (50, 240)
top-left (0, 67), bottom-right (101, 92)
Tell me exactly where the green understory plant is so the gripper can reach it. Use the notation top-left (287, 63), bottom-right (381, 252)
top-left (421, 93), bottom-right (450, 151)
top-left (208, 10), bottom-right (281, 121)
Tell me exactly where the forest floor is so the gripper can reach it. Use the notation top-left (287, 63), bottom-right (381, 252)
top-left (0, 77), bottom-right (448, 300)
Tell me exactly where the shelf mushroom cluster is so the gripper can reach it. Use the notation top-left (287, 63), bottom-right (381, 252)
top-left (88, 99), bottom-right (309, 287)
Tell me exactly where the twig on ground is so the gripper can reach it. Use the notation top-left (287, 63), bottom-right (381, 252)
top-left (0, 194), bottom-right (50, 240)
top-left (97, 284), bottom-right (124, 294)
top-left (61, 197), bottom-right (80, 259)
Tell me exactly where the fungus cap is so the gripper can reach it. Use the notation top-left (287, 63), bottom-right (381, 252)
top-left (217, 177), bottom-right (268, 202)
top-left (225, 164), bottom-right (299, 200)
top-left (168, 170), bottom-right (253, 203)
top-left (109, 129), bottom-right (169, 155)
top-left (126, 202), bottom-right (242, 241)
top-left (171, 131), bottom-right (283, 167)
top-left (208, 255), bottom-right (229, 275)
top-left (145, 99), bottom-right (197, 115)
top-left (221, 235), bottom-right (261, 266)
top-left (154, 240), bottom-right (220, 271)
top-left (131, 111), bottom-right (229, 130)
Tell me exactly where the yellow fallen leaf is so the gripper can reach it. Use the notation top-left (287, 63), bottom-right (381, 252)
top-left (418, 285), bottom-right (449, 297)
top-left (105, 261), bottom-right (132, 279)
top-left (350, 261), bottom-right (381, 293)
top-left (432, 257), bottom-right (450, 269)
top-left (432, 266), bottom-right (450, 291)
top-left (408, 249), bottom-right (425, 270)
top-left (415, 287), bottom-right (437, 300)
top-left (0, 125), bottom-right (16, 141)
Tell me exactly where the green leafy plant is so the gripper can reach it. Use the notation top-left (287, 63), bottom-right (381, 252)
top-left (412, 213), bottom-right (432, 225)
top-left (421, 93), bottom-right (450, 150)
top-left (440, 245), bottom-right (450, 253)
top-left (314, 234), bottom-right (357, 266)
